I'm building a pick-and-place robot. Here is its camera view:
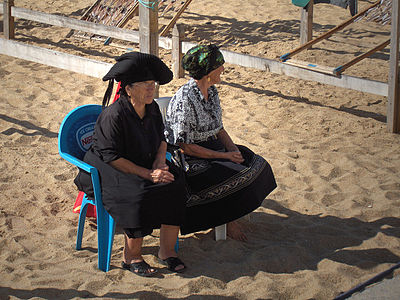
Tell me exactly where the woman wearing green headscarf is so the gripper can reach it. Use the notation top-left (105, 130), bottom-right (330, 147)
top-left (164, 44), bottom-right (277, 241)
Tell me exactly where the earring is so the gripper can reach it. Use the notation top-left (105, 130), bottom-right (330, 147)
top-left (207, 77), bottom-right (211, 82)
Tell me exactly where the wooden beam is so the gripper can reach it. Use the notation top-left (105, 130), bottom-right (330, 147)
top-left (281, 0), bottom-right (381, 61)
top-left (160, 0), bottom-right (193, 37)
top-left (3, 0), bottom-right (15, 39)
top-left (300, 0), bottom-right (313, 45)
top-left (388, 0), bottom-right (400, 133)
top-left (334, 39), bottom-right (390, 76)
top-left (0, 38), bottom-right (112, 78)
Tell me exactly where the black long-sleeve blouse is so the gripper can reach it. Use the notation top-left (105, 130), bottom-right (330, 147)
top-left (91, 95), bottom-right (165, 170)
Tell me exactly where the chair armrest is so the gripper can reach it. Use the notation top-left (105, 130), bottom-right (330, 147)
top-left (60, 152), bottom-right (96, 174)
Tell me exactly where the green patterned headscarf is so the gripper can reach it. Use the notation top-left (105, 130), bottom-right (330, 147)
top-left (182, 44), bottom-right (225, 80)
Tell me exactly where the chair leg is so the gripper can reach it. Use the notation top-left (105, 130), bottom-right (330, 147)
top-left (96, 204), bottom-right (115, 272)
top-left (76, 197), bottom-right (90, 250)
top-left (215, 224), bottom-right (227, 241)
top-left (174, 237), bottom-right (179, 253)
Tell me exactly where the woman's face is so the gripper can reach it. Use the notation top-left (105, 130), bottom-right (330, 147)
top-left (208, 65), bottom-right (224, 85)
top-left (126, 80), bottom-right (156, 105)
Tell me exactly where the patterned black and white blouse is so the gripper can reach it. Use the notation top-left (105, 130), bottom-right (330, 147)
top-left (164, 78), bottom-right (223, 144)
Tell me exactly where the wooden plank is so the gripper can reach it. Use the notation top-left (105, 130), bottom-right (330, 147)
top-left (300, 0), bottom-right (313, 45)
top-left (334, 39), bottom-right (390, 75)
top-left (11, 6), bottom-right (141, 43)
top-left (3, 0), bottom-right (15, 39)
top-left (283, 59), bottom-right (335, 75)
top-left (160, 0), bottom-right (193, 37)
top-left (280, 0), bottom-right (381, 61)
top-left (388, 0), bottom-right (400, 133)
top-left (0, 38), bottom-right (112, 78)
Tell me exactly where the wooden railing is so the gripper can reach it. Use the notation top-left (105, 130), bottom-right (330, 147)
top-left (1, 1), bottom-right (398, 132)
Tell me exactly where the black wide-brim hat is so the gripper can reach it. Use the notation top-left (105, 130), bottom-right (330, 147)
top-left (102, 52), bottom-right (173, 107)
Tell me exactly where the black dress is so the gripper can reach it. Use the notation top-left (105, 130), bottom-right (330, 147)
top-left (165, 79), bottom-right (277, 234)
top-left (74, 95), bottom-right (187, 238)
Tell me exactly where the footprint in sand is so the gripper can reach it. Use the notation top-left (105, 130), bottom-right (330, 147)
top-left (54, 172), bottom-right (75, 181)
top-left (380, 183), bottom-right (400, 191)
top-left (321, 193), bottom-right (344, 207)
top-left (79, 84), bottom-right (96, 97)
top-left (385, 191), bottom-right (400, 201)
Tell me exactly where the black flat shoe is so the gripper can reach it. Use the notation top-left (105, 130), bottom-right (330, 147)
top-left (121, 260), bottom-right (157, 277)
top-left (158, 257), bottom-right (186, 273)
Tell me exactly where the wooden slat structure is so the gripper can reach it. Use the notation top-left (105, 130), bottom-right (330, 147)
top-left (160, 0), bottom-right (193, 37)
top-left (65, 0), bottom-right (102, 38)
top-left (281, 1), bottom-right (381, 61)
top-left (0, 1), bottom-right (398, 132)
top-left (299, 0), bottom-right (359, 45)
top-left (69, 0), bottom-right (139, 42)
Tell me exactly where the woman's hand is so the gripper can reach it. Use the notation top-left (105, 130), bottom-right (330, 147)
top-left (224, 151), bottom-right (244, 164)
top-left (150, 168), bottom-right (175, 184)
top-left (152, 158), bottom-right (169, 171)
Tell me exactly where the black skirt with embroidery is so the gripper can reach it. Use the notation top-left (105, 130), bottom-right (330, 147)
top-left (180, 139), bottom-right (277, 234)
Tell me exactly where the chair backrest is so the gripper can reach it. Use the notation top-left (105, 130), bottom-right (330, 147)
top-left (58, 104), bottom-right (102, 160)
top-left (154, 97), bottom-right (172, 124)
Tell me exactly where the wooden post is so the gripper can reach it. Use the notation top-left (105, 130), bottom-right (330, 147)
top-left (4, 0), bottom-right (15, 39)
top-left (172, 24), bottom-right (185, 78)
top-left (388, 0), bottom-right (400, 133)
top-left (139, 1), bottom-right (159, 97)
top-left (139, 2), bottom-right (159, 56)
top-left (300, 0), bottom-right (313, 45)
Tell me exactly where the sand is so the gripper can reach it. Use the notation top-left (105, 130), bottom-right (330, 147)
top-left (0, 0), bottom-right (399, 299)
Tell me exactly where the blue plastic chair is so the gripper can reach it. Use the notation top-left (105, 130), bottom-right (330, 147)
top-left (58, 104), bottom-right (115, 272)
top-left (59, 103), bottom-right (180, 271)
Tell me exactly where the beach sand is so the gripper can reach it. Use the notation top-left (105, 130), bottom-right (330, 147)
top-left (0, 0), bottom-right (399, 299)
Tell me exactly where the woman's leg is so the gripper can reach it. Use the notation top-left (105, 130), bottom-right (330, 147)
top-left (123, 233), bottom-right (144, 263)
top-left (123, 233), bottom-right (156, 274)
top-left (227, 221), bottom-right (247, 242)
top-left (158, 224), bottom-right (185, 271)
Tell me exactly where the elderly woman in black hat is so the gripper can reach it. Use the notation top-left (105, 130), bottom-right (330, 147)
top-left (75, 52), bottom-right (187, 276)
top-left (164, 44), bottom-right (277, 241)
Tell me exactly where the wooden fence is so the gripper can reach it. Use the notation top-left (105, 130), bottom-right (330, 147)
top-left (1, 1), bottom-right (399, 132)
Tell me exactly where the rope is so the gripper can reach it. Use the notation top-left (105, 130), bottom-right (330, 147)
top-left (138, 0), bottom-right (160, 10)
